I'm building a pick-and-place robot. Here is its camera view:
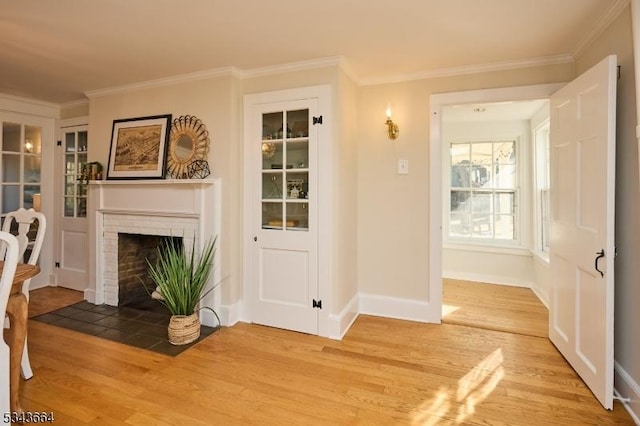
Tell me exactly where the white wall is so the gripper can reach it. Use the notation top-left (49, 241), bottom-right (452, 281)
top-left (87, 74), bottom-right (240, 312)
top-left (357, 62), bottom-right (574, 321)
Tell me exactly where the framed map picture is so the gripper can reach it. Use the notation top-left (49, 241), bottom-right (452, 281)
top-left (107, 114), bottom-right (172, 179)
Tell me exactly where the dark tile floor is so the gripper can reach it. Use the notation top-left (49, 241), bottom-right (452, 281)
top-left (32, 301), bottom-right (217, 356)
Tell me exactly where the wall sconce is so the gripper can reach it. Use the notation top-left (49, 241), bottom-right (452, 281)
top-left (385, 106), bottom-right (399, 140)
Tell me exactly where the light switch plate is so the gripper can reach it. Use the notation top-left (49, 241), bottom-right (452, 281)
top-left (398, 159), bottom-right (409, 175)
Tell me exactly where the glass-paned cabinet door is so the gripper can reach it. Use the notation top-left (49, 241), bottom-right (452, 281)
top-left (261, 108), bottom-right (309, 231)
top-left (0, 121), bottom-right (42, 215)
top-left (63, 128), bottom-right (88, 218)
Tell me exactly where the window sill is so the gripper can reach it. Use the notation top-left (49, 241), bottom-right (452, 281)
top-left (444, 241), bottom-right (531, 257)
top-left (531, 250), bottom-right (550, 264)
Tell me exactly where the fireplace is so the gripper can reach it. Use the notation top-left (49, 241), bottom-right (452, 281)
top-left (88, 179), bottom-right (221, 326)
top-left (117, 233), bottom-right (183, 311)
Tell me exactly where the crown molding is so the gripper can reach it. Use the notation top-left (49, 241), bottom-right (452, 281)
top-left (84, 57), bottom-right (358, 99)
top-left (236, 56), bottom-right (346, 79)
top-left (85, 67), bottom-right (241, 99)
top-left (359, 54), bottom-right (574, 86)
top-left (573, 0), bottom-right (631, 59)
top-left (61, 98), bottom-right (89, 109)
top-left (0, 92), bottom-right (60, 118)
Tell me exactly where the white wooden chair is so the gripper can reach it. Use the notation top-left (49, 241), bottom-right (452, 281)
top-left (1, 208), bottom-right (46, 380)
top-left (0, 231), bottom-right (20, 415)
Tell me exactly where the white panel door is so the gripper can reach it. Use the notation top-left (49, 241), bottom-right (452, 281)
top-left (248, 98), bottom-right (319, 335)
top-left (549, 55), bottom-right (616, 410)
top-left (57, 126), bottom-right (88, 291)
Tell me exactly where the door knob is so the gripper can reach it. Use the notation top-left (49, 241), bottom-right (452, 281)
top-left (594, 249), bottom-right (605, 277)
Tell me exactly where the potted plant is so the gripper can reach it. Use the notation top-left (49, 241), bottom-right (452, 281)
top-left (146, 236), bottom-right (218, 345)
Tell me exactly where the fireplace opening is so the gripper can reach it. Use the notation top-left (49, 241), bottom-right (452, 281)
top-left (118, 233), bottom-right (183, 313)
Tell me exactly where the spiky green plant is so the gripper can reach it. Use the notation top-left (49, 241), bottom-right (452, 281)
top-left (146, 236), bottom-right (218, 323)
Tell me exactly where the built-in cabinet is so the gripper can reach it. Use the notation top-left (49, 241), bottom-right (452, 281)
top-left (244, 86), bottom-right (331, 336)
top-left (56, 124), bottom-right (89, 291)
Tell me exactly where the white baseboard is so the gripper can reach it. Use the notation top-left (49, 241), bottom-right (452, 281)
top-left (359, 292), bottom-right (440, 323)
top-left (614, 361), bottom-right (640, 424)
top-left (84, 289), bottom-right (96, 304)
top-left (325, 293), bottom-right (359, 340)
top-left (219, 301), bottom-right (243, 327)
top-left (530, 286), bottom-right (549, 309)
top-left (443, 270), bottom-right (532, 288)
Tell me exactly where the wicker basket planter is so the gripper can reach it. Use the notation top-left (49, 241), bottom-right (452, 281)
top-left (168, 313), bottom-right (201, 345)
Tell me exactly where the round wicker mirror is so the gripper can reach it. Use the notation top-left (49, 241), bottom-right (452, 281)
top-left (167, 115), bottom-right (210, 179)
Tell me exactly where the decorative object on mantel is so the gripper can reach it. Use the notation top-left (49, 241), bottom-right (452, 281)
top-left (87, 161), bottom-right (103, 180)
top-left (145, 236), bottom-right (219, 345)
top-left (106, 114), bottom-right (172, 180)
top-left (187, 159), bottom-right (211, 179)
top-left (167, 115), bottom-right (210, 179)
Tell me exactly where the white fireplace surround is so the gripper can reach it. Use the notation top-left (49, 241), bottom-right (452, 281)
top-left (87, 179), bottom-right (221, 327)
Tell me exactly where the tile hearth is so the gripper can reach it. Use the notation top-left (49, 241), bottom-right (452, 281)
top-left (33, 301), bottom-right (217, 356)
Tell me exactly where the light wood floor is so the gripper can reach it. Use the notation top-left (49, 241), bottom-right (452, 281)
top-left (16, 285), bottom-right (634, 425)
top-left (442, 279), bottom-right (548, 338)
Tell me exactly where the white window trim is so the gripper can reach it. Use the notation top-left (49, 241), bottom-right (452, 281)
top-left (444, 135), bottom-right (524, 248)
top-left (532, 118), bottom-right (551, 259)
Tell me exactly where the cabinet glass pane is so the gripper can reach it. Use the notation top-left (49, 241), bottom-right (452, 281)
top-left (77, 198), bottom-right (87, 217)
top-left (24, 156), bottom-right (41, 182)
top-left (287, 109), bottom-right (309, 138)
top-left (2, 185), bottom-right (19, 214)
top-left (64, 197), bottom-right (74, 217)
top-left (78, 131), bottom-right (88, 152)
top-left (24, 185), bottom-right (40, 210)
top-left (286, 203), bottom-right (308, 231)
top-left (78, 183), bottom-right (87, 197)
top-left (286, 140), bottom-right (308, 169)
top-left (65, 176), bottom-right (76, 196)
top-left (65, 154), bottom-right (76, 173)
top-left (2, 123), bottom-right (21, 152)
top-left (25, 126), bottom-right (41, 154)
top-left (262, 112), bottom-right (283, 140)
top-left (262, 173), bottom-right (283, 199)
top-left (2, 154), bottom-right (20, 182)
top-left (261, 141), bottom-right (283, 169)
top-left (262, 202), bottom-right (283, 229)
top-left (65, 132), bottom-right (76, 152)
top-left (286, 172), bottom-right (308, 199)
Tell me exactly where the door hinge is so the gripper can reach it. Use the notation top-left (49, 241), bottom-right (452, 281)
top-left (312, 299), bottom-right (322, 309)
top-left (57, 140), bottom-right (62, 146)
top-left (55, 262), bottom-right (60, 268)
top-left (312, 116), bottom-right (323, 125)
top-left (617, 65), bottom-right (621, 80)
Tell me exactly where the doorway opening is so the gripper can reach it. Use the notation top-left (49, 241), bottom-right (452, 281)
top-left (428, 84), bottom-right (563, 327)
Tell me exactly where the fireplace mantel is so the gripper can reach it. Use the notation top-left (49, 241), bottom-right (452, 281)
top-left (87, 178), bottom-right (221, 326)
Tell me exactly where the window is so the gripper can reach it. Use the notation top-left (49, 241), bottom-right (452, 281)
top-left (449, 140), bottom-right (518, 242)
top-left (1, 121), bottom-right (42, 215)
top-left (534, 121), bottom-right (550, 253)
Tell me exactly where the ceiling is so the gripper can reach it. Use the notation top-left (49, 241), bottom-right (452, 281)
top-left (443, 99), bottom-right (549, 123)
top-left (0, 0), bottom-right (624, 105)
